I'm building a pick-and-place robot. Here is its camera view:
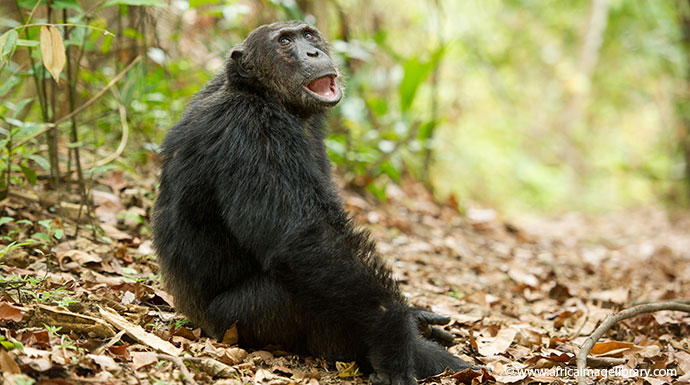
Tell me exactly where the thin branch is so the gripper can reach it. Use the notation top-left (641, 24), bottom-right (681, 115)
top-left (157, 354), bottom-right (198, 385)
top-left (93, 330), bottom-right (126, 355)
top-left (85, 87), bottom-right (129, 169)
top-left (11, 55), bottom-right (142, 150)
top-left (9, 23), bottom-right (114, 36)
top-left (576, 300), bottom-right (690, 385)
top-left (23, 0), bottom-right (42, 27)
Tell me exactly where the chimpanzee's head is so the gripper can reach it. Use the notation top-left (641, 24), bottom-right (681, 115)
top-left (228, 21), bottom-right (343, 113)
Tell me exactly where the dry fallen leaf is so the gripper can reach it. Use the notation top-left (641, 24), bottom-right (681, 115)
top-left (39, 25), bottom-right (66, 83)
top-left (335, 361), bottom-right (361, 378)
top-left (222, 324), bottom-right (239, 345)
top-left (132, 351), bottom-right (158, 370)
top-left (88, 354), bottom-right (119, 371)
top-left (100, 223), bottom-right (132, 240)
top-left (99, 307), bottom-right (182, 356)
top-left (590, 341), bottom-right (636, 356)
top-left (32, 304), bottom-right (116, 338)
top-left (217, 347), bottom-right (248, 365)
top-left (477, 328), bottom-right (518, 357)
top-left (56, 249), bottom-right (103, 267)
top-left (0, 349), bottom-right (21, 374)
top-left (0, 301), bottom-right (24, 322)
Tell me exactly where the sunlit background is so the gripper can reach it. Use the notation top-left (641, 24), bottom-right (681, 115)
top-left (1, 0), bottom-right (688, 215)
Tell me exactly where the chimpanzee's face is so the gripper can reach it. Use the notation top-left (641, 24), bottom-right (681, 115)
top-left (231, 21), bottom-right (343, 112)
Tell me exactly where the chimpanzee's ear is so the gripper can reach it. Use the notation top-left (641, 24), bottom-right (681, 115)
top-left (230, 49), bottom-right (249, 78)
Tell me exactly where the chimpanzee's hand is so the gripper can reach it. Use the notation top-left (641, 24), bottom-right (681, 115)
top-left (413, 308), bottom-right (455, 347)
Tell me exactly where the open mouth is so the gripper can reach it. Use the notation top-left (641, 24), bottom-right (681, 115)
top-left (303, 74), bottom-right (341, 103)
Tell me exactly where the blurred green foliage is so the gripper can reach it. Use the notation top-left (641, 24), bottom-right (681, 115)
top-left (0, 0), bottom-right (688, 214)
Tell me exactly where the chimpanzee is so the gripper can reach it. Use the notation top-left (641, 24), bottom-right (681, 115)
top-left (152, 21), bottom-right (474, 385)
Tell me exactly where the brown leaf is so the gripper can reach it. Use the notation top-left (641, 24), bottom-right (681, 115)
top-left (100, 223), bottom-right (132, 241)
top-left (103, 171), bottom-right (129, 192)
top-left (477, 328), bottom-right (517, 356)
top-left (33, 304), bottom-right (116, 338)
top-left (492, 363), bottom-right (527, 383)
top-left (171, 325), bottom-right (198, 341)
top-left (39, 25), bottom-right (66, 83)
top-left (131, 351), bottom-right (157, 370)
top-left (590, 341), bottom-right (635, 355)
top-left (222, 324), bottom-right (238, 345)
top-left (217, 347), bottom-right (248, 365)
top-left (88, 354), bottom-right (119, 371)
top-left (548, 282), bottom-right (571, 302)
top-left (56, 249), bottom-right (102, 268)
top-left (547, 351), bottom-right (574, 362)
top-left (272, 364), bottom-right (293, 377)
top-left (191, 357), bottom-right (239, 378)
top-left (452, 368), bottom-right (483, 384)
top-left (0, 349), bottom-right (21, 374)
top-left (99, 307), bottom-right (182, 356)
top-left (468, 329), bottom-right (478, 351)
top-left (0, 301), bottom-right (24, 322)
top-left (590, 288), bottom-right (628, 304)
top-left (22, 356), bottom-right (52, 372)
top-left (553, 311), bottom-right (574, 329)
top-left (108, 344), bottom-right (131, 360)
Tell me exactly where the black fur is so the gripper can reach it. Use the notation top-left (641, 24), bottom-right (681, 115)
top-left (152, 21), bottom-right (472, 385)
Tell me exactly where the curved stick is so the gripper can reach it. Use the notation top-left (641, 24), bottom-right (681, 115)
top-left (577, 301), bottom-right (690, 385)
top-left (85, 87), bottom-right (129, 169)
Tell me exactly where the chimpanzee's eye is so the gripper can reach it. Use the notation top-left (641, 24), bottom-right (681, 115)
top-left (279, 36), bottom-right (292, 45)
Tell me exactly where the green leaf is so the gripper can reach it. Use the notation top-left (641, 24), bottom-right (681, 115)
top-left (38, 219), bottom-right (52, 230)
top-left (11, 98), bottom-right (33, 119)
top-left (399, 46), bottom-right (446, 114)
top-left (380, 161), bottom-right (401, 183)
top-left (28, 154), bottom-right (50, 170)
top-left (20, 165), bottom-right (37, 185)
top-left (0, 217), bottom-right (14, 226)
top-left (32, 232), bottom-right (51, 245)
top-left (188, 0), bottom-right (221, 7)
top-left (0, 17), bottom-right (22, 29)
top-left (88, 163), bottom-right (116, 177)
top-left (4, 117), bottom-right (24, 127)
top-left (0, 30), bottom-right (19, 59)
top-left (102, 0), bottom-right (167, 7)
top-left (16, 39), bottom-right (39, 47)
top-left (0, 340), bottom-right (15, 350)
top-left (66, 141), bottom-right (83, 148)
top-left (0, 77), bottom-right (20, 98)
top-left (18, 0), bottom-right (44, 9)
top-left (51, 0), bottom-right (83, 11)
top-left (366, 182), bottom-right (387, 202)
top-left (101, 34), bottom-right (113, 54)
top-left (417, 120), bottom-right (437, 141)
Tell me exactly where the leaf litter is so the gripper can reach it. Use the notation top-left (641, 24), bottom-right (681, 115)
top-left (0, 174), bottom-right (688, 385)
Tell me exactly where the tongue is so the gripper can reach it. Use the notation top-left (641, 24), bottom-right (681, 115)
top-left (307, 76), bottom-right (334, 98)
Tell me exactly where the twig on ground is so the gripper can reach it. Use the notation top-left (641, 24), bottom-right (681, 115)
top-left (99, 306), bottom-right (182, 356)
top-left (93, 329), bottom-right (126, 355)
top-left (576, 300), bottom-right (690, 385)
top-left (157, 354), bottom-right (199, 385)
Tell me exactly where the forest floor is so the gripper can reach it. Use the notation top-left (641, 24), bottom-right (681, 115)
top-left (0, 172), bottom-right (689, 385)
